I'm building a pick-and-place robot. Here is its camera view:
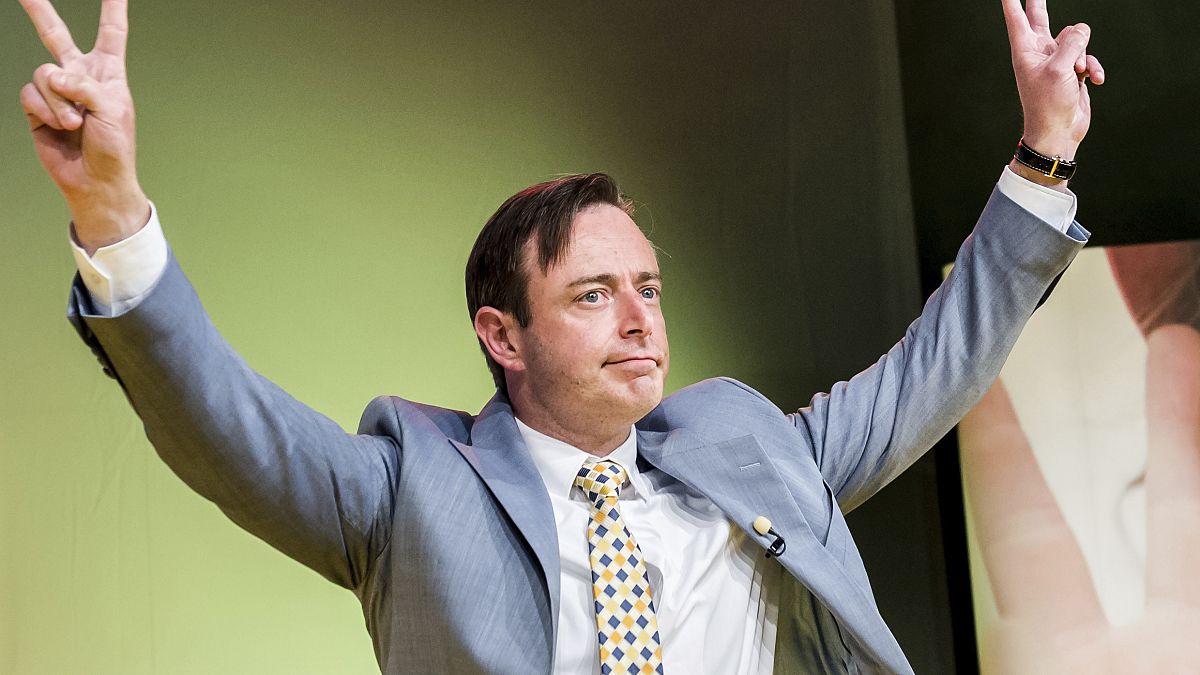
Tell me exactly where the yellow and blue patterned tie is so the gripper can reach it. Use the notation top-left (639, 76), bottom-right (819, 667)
top-left (574, 460), bottom-right (665, 675)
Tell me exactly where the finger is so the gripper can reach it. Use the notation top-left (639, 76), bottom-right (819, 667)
top-left (1144, 326), bottom-right (1200, 607)
top-left (1106, 242), bottom-right (1200, 336)
top-left (17, 0), bottom-right (83, 63)
top-left (1066, 29), bottom-right (1088, 75)
top-left (1000, 0), bottom-right (1035, 49)
top-left (1025, 0), bottom-right (1053, 38)
top-left (959, 381), bottom-right (1106, 630)
top-left (1050, 23), bottom-right (1092, 74)
top-left (20, 81), bottom-right (58, 131)
top-left (95, 0), bottom-right (129, 58)
top-left (1084, 54), bottom-right (1105, 85)
top-left (32, 63), bottom-right (81, 130)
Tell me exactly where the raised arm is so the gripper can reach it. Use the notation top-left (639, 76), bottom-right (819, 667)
top-left (21, 0), bottom-right (400, 589)
top-left (792, 0), bottom-right (1102, 509)
top-left (793, 189), bottom-right (1086, 510)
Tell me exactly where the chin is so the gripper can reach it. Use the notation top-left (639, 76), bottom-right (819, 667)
top-left (619, 379), bottom-right (664, 418)
top-left (632, 397), bottom-right (662, 421)
top-left (590, 366), bottom-right (665, 420)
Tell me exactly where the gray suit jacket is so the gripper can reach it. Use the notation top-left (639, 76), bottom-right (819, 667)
top-left (67, 189), bottom-right (1086, 674)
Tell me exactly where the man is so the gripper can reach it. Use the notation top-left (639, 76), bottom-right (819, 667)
top-left (18, 0), bottom-right (1102, 672)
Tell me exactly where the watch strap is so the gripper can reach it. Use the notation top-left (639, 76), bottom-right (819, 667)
top-left (1013, 139), bottom-right (1077, 180)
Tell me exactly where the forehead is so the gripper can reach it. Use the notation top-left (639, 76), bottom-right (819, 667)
top-left (541, 204), bottom-right (658, 279)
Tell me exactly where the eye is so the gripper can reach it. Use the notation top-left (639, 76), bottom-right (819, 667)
top-left (641, 287), bottom-right (659, 300)
top-left (581, 290), bottom-right (603, 304)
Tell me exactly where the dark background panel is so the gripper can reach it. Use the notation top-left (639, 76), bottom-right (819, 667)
top-left (895, 0), bottom-right (1200, 293)
top-left (894, 1), bottom-right (1200, 672)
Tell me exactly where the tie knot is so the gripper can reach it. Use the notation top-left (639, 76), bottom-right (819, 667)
top-left (574, 460), bottom-right (628, 505)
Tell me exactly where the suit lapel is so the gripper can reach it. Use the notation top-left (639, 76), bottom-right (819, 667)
top-left (637, 428), bottom-right (895, 662)
top-left (449, 393), bottom-right (561, 641)
top-left (637, 428), bottom-right (817, 557)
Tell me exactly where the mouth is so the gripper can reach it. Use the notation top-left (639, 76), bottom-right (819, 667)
top-left (604, 356), bottom-right (661, 368)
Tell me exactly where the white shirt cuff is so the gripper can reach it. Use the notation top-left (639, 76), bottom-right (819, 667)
top-left (995, 165), bottom-right (1077, 233)
top-left (69, 201), bottom-right (169, 316)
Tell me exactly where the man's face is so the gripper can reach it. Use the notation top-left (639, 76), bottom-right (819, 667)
top-left (514, 203), bottom-right (670, 431)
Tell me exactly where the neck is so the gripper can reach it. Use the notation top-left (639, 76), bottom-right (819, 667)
top-left (507, 389), bottom-right (631, 457)
top-left (501, 374), bottom-right (643, 454)
top-left (513, 410), bottom-right (631, 457)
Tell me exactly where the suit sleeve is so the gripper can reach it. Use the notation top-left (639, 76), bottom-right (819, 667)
top-left (788, 188), bottom-right (1088, 512)
top-left (67, 251), bottom-right (400, 590)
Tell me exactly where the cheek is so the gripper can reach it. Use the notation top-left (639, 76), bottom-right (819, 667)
top-left (567, 317), bottom-right (613, 354)
top-left (656, 321), bottom-right (670, 380)
top-left (531, 323), bottom-right (605, 375)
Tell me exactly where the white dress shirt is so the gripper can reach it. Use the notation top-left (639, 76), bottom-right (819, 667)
top-left (516, 418), bottom-right (782, 674)
top-left (67, 167), bottom-right (1077, 673)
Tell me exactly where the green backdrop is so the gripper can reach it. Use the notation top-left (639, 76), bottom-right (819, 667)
top-left (1, 1), bottom-right (945, 672)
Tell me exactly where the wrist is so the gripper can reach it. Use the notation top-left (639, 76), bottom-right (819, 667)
top-left (1019, 131), bottom-right (1081, 162)
top-left (68, 185), bottom-right (151, 254)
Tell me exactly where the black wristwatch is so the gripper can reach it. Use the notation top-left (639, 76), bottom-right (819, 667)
top-left (1013, 139), bottom-right (1077, 181)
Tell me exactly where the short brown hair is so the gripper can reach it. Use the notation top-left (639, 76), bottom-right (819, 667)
top-left (465, 173), bottom-right (633, 389)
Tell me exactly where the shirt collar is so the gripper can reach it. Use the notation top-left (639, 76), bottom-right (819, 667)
top-left (514, 418), bottom-right (640, 499)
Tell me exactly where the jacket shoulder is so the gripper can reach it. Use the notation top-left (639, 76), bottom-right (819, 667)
top-left (357, 395), bottom-right (475, 444)
top-left (642, 377), bottom-right (789, 433)
top-left (665, 376), bottom-right (780, 408)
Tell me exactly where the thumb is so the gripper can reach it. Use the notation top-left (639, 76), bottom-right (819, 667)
top-left (48, 70), bottom-right (105, 115)
top-left (1050, 23), bottom-right (1092, 74)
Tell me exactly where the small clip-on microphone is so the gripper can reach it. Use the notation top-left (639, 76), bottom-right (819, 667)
top-left (752, 516), bottom-right (787, 559)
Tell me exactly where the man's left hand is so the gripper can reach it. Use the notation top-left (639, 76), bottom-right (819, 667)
top-left (1002, 0), bottom-right (1104, 165)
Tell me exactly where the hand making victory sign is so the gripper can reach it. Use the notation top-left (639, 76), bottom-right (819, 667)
top-left (18, 0), bottom-right (149, 254)
top-left (1001, 0), bottom-right (1104, 186)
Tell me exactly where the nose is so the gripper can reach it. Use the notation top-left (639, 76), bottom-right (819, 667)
top-left (618, 291), bottom-right (654, 338)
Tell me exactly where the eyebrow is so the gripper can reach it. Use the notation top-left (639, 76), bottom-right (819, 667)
top-left (568, 271), bottom-right (662, 288)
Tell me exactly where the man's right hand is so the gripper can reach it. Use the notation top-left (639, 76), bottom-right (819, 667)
top-left (19, 0), bottom-right (149, 255)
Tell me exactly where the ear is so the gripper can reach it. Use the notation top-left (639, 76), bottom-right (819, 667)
top-left (474, 306), bottom-right (526, 373)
